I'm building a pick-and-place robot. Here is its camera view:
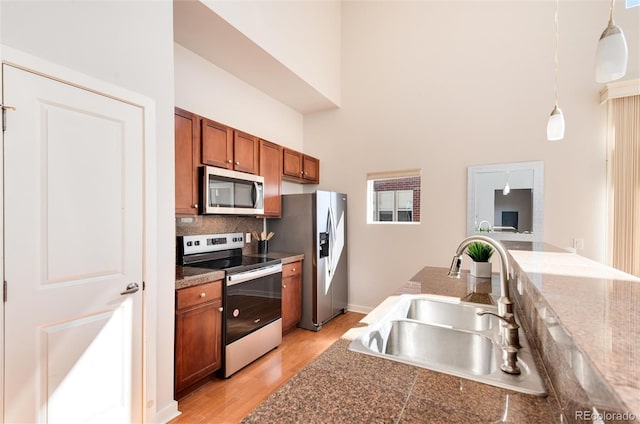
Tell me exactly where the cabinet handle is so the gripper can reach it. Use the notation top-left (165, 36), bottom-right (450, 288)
top-left (235, 161), bottom-right (240, 166)
top-left (300, 171), bottom-right (304, 175)
top-left (283, 284), bottom-right (287, 289)
top-left (218, 307), bottom-right (224, 312)
top-left (194, 203), bottom-right (198, 208)
top-left (199, 292), bottom-right (206, 298)
top-left (292, 268), bottom-right (296, 272)
top-left (227, 159), bottom-right (232, 164)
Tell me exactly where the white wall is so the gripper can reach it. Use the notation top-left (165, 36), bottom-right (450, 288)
top-left (1, 1), bottom-right (177, 421)
top-left (304, 1), bottom-right (640, 311)
top-left (175, 43), bottom-right (304, 150)
top-left (203, 0), bottom-right (341, 107)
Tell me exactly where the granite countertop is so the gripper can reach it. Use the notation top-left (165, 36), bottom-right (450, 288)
top-left (503, 242), bottom-right (640, 420)
top-left (242, 266), bottom-right (564, 423)
top-left (175, 251), bottom-right (304, 290)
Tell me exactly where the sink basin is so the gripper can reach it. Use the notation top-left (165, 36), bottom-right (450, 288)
top-left (349, 294), bottom-right (547, 396)
top-left (405, 297), bottom-right (493, 332)
top-left (376, 320), bottom-right (496, 376)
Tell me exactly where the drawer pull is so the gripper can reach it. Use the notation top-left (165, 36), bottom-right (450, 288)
top-left (218, 307), bottom-right (224, 312)
top-left (199, 292), bottom-right (206, 298)
top-left (292, 268), bottom-right (296, 272)
top-left (283, 284), bottom-right (287, 289)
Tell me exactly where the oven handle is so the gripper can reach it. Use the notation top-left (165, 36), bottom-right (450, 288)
top-left (226, 263), bottom-right (283, 286)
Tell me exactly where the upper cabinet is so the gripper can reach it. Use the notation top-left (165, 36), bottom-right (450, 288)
top-left (175, 107), bottom-right (200, 215)
top-left (175, 107), bottom-right (319, 216)
top-left (201, 118), bottom-right (233, 170)
top-left (259, 139), bottom-right (282, 218)
top-left (233, 131), bottom-right (259, 175)
top-left (283, 147), bottom-right (320, 184)
top-left (202, 119), bottom-right (259, 175)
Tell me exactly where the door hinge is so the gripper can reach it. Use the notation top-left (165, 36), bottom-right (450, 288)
top-left (142, 281), bottom-right (146, 291)
top-left (3, 281), bottom-right (7, 303)
top-left (1, 104), bottom-right (16, 132)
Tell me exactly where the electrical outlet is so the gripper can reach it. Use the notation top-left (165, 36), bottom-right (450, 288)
top-left (245, 232), bottom-right (251, 243)
top-left (573, 238), bottom-right (584, 250)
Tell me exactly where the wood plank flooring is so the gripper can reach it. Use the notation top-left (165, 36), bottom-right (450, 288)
top-left (170, 311), bottom-right (365, 424)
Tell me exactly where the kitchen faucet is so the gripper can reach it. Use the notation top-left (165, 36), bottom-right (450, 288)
top-left (476, 220), bottom-right (492, 232)
top-left (447, 235), bottom-right (521, 375)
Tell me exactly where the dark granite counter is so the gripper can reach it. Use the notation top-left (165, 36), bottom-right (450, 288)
top-left (242, 266), bottom-right (564, 423)
top-left (175, 251), bottom-right (304, 290)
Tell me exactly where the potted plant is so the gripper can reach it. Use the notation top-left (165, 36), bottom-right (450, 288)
top-left (466, 242), bottom-right (494, 278)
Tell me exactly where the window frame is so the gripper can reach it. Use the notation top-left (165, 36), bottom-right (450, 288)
top-left (367, 169), bottom-right (421, 225)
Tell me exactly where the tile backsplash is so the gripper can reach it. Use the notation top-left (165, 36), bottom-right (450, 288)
top-left (176, 215), bottom-right (264, 254)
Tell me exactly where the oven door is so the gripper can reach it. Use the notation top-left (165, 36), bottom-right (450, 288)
top-left (225, 263), bottom-right (282, 345)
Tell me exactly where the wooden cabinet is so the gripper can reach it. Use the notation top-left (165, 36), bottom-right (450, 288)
top-left (175, 107), bottom-right (201, 215)
top-left (233, 131), bottom-right (260, 174)
top-left (282, 148), bottom-right (320, 184)
top-left (259, 139), bottom-right (282, 218)
top-left (201, 118), bottom-right (233, 170)
top-left (281, 261), bottom-right (302, 334)
top-left (175, 280), bottom-right (223, 399)
top-left (201, 118), bottom-right (259, 175)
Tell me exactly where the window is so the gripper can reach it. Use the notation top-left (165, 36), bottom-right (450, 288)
top-left (627, 0), bottom-right (639, 8)
top-left (367, 169), bottom-right (421, 224)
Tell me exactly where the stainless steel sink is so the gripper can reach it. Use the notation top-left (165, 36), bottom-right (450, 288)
top-left (381, 320), bottom-right (496, 375)
top-left (349, 294), bottom-right (547, 396)
top-left (406, 297), bottom-right (493, 332)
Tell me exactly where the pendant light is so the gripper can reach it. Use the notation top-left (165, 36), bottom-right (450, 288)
top-left (503, 172), bottom-right (511, 196)
top-left (595, 0), bottom-right (628, 83)
top-left (547, 0), bottom-right (565, 141)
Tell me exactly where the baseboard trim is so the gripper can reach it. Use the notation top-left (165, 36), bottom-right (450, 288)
top-left (152, 400), bottom-right (180, 424)
top-left (346, 303), bottom-right (373, 314)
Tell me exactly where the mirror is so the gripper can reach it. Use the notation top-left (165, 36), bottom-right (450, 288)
top-left (467, 161), bottom-right (544, 242)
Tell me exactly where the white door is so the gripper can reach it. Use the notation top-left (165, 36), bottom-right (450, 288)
top-left (3, 64), bottom-right (144, 423)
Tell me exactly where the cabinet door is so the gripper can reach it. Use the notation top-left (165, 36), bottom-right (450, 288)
top-left (259, 139), bottom-right (282, 218)
top-left (302, 155), bottom-right (320, 183)
top-left (281, 262), bottom-right (302, 334)
top-left (233, 131), bottom-right (259, 174)
top-left (282, 148), bottom-right (303, 179)
top-left (202, 118), bottom-right (233, 169)
top-left (175, 108), bottom-right (200, 215)
top-left (175, 298), bottom-right (222, 397)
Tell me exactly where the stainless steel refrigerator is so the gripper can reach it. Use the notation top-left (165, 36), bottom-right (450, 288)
top-left (269, 191), bottom-right (348, 331)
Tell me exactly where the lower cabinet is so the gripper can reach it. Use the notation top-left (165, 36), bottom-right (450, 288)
top-left (281, 261), bottom-right (302, 334)
top-left (174, 280), bottom-right (223, 399)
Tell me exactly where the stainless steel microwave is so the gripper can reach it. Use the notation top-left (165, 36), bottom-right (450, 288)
top-left (200, 166), bottom-right (264, 215)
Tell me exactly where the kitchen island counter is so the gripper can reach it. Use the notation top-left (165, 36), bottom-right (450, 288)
top-left (242, 266), bottom-right (563, 423)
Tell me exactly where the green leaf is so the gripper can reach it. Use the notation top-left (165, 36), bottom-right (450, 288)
top-left (465, 242), bottom-right (494, 262)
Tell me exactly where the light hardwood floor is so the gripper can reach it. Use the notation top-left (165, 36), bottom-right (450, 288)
top-left (170, 311), bottom-right (365, 424)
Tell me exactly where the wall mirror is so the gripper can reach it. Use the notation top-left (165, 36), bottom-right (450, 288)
top-left (467, 161), bottom-right (544, 242)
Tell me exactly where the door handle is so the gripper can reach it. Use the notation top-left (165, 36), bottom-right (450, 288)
top-left (120, 282), bottom-right (140, 295)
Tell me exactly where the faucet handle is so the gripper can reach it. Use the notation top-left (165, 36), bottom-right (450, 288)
top-left (477, 310), bottom-right (522, 350)
top-left (478, 310), bottom-right (522, 375)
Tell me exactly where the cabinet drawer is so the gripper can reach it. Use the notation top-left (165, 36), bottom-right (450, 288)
top-left (282, 261), bottom-right (302, 279)
top-left (176, 280), bottom-right (222, 310)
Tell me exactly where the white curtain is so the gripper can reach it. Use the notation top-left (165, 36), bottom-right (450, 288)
top-left (609, 94), bottom-right (640, 277)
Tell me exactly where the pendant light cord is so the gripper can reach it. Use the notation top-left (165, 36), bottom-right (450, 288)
top-left (554, 0), bottom-right (556, 106)
top-left (609, 0), bottom-right (615, 22)
top-left (553, 0), bottom-right (560, 107)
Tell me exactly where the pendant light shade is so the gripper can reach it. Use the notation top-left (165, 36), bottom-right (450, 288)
top-left (547, 0), bottom-right (565, 142)
top-left (595, 19), bottom-right (628, 83)
top-left (503, 172), bottom-right (511, 195)
top-left (547, 105), bottom-right (565, 141)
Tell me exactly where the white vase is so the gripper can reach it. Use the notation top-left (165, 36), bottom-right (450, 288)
top-left (470, 261), bottom-right (492, 278)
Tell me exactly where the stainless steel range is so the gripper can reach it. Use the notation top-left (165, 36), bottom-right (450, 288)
top-left (177, 233), bottom-right (282, 378)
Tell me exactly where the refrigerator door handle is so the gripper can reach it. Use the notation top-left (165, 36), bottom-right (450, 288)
top-left (325, 208), bottom-right (333, 277)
